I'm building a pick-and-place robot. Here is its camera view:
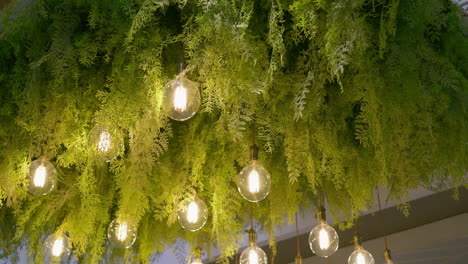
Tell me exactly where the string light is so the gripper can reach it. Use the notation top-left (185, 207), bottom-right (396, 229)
top-left (191, 247), bottom-right (204, 264)
top-left (240, 205), bottom-right (268, 264)
top-left (27, 157), bottom-right (57, 195)
top-left (107, 218), bottom-right (137, 248)
top-left (89, 126), bottom-right (121, 161)
top-left (178, 196), bottom-right (208, 231)
top-left (348, 234), bottom-right (375, 264)
top-left (44, 233), bottom-right (70, 261)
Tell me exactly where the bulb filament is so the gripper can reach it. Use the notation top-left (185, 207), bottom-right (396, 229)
top-left (319, 228), bottom-right (330, 250)
top-left (356, 252), bottom-right (365, 264)
top-left (248, 249), bottom-right (259, 264)
top-left (98, 131), bottom-right (111, 152)
top-left (248, 169), bottom-right (260, 194)
top-left (33, 165), bottom-right (47, 187)
top-left (51, 238), bottom-right (64, 257)
top-left (174, 86), bottom-right (188, 111)
top-left (187, 201), bottom-right (199, 224)
top-left (116, 222), bottom-right (128, 241)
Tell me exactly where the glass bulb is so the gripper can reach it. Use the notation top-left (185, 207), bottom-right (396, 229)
top-left (309, 222), bottom-right (339, 257)
top-left (107, 219), bottom-right (137, 248)
top-left (348, 248), bottom-right (375, 264)
top-left (89, 126), bottom-right (123, 161)
top-left (27, 158), bottom-right (57, 195)
top-left (177, 196), bottom-right (208, 231)
top-left (162, 76), bottom-right (201, 121)
top-left (237, 161), bottom-right (271, 202)
top-left (44, 234), bottom-right (70, 261)
top-left (240, 245), bottom-right (268, 264)
top-left (191, 258), bottom-right (203, 264)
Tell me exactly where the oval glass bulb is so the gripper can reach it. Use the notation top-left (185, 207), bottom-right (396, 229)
top-left (240, 245), bottom-right (268, 264)
top-left (237, 161), bottom-right (271, 202)
top-left (177, 196), bottom-right (208, 231)
top-left (107, 218), bottom-right (137, 248)
top-left (89, 126), bottom-right (122, 161)
top-left (308, 222), bottom-right (339, 257)
top-left (27, 158), bottom-right (57, 195)
top-left (44, 234), bottom-right (70, 261)
top-left (348, 248), bottom-right (375, 264)
top-left (162, 76), bottom-right (201, 121)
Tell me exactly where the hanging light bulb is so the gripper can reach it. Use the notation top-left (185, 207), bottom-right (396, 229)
top-left (348, 234), bottom-right (375, 264)
top-left (240, 229), bottom-right (268, 264)
top-left (44, 233), bottom-right (70, 261)
top-left (27, 157), bottom-right (57, 195)
top-left (237, 145), bottom-right (271, 202)
top-left (107, 218), bottom-right (137, 248)
top-left (178, 196), bottom-right (208, 231)
top-left (308, 207), bottom-right (339, 257)
top-left (89, 126), bottom-right (122, 161)
top-left (162, 65), bottom-right (201, 121)
top-left (191, 247), bottom-right (204, 264)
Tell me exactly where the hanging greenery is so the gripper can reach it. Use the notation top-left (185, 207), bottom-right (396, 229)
top-left (0, 0), bottom-right (466, 263)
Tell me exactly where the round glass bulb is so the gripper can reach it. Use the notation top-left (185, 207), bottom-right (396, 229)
top-left (162, 76), bottom-right (201, 121)
top-left (27, 158), bottom-right (57, 195)
top-left (177, 196), bottom-right (208, 231)
top-left (308, 222), bottom-right (339, 257)
top-left (237, 161), bottom-right (271, 202)
top-left (348, 248), bottom-right (375, 264)
top-left (44, 233), bottom-right (71, 262)
top-left (88, 126), bottom-right (122, 161)
top-left (191, 258), bottom-right (203, 264)
top-left (240, 245), bottom-right (268, 264)
top-left (107, 219), bottom-right (137, 248)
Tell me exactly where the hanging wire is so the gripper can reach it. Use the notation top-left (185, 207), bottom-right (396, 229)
top-left (376, 187), bottom-right (389, 249)
top-left (250, 203), bottom-right (254, 230)
top-left (295, 212), bottom-right (301, 258)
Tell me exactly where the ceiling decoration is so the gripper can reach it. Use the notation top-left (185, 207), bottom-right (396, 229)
top-left (0, 0), bottom-right (466, 263)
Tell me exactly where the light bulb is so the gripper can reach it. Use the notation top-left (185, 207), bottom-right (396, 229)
top-left (162, 76), bottom-right (201, 121)
top-left (191, 258), bottom-right (203, 264)
top-left (89, 126), bottom-right (122, 161)
top-left (178, 196), bottom-right (208, 231)
top-left (27, 158), bottom-right (57, 195)
top-left (240, 245), bottom-right (267, 264)
top-left (237, 161), bottom-right (271, 202)
top-left (44, 234), bottom-right (70, 261)
top-left (348, 248), bottom-right (375, 264)
top-left (107, 218), bottom-right (137, 248)
top-left (309, 222), bottom-right (339, 257)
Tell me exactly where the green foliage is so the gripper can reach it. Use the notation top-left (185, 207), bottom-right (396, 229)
top-left (0, 0), bottom-right (467, 262)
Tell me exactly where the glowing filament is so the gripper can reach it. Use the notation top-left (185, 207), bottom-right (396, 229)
top-left (51, 238), bottom-right (64, 257)
top-left (356, 253), bottom-right (365, 264)
top-left (33, 165), bottom-right (47, 187)
top-left (319, 228), bottom-right (330, 250)
top-left (248, 170), bottom-right (260, 193)
top-left (174, 86), bottom-right (188, 111)
top-left (116, 223), bottom-right (128, 241)
top-left (248, 249), bottom-right (259, 264)
top-left (187, 201), bottom-right (199, 224)
top-left (98, 131), bottom-right (111, 152)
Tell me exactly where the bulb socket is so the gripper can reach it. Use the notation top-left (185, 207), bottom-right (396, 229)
top-left (250, 145), bottom-right (259, 161)
top-left (248, 228), bottom-right (257, 246)
top-left (384, 249), bottom-right (393, 263)
top-left (353, 233), bottom-right (362, 249)
top-left (295, 255), bottom-right (303, 264)
top-left (316, 207), bottom-right (326, 223)
top-left (194, 247), bottom-right (202, 259)
top-left (178, 62), bottom-right (185, 74)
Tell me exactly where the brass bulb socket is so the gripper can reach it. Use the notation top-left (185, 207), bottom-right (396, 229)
top-left (194, 247), bottom-right (202, 259)
top-left (295, 255), bottom-right (303, 264)
top-left (250, 145), bottom-right (259, 161)
top-left (353, 233), bottom-right (362, 249)
top-left (384, 249), bottom-right (393, 263)
top-left (316, 207), bottom-right (326, 223)
top-left (248, 229), bottom-right (257, 246)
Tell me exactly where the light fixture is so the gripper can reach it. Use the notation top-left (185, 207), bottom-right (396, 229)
top-left (177, 195), bottom-right (208, 231)
top-left (308, 194), bottom-right (339, 257)
top-left (240, 229), bottom-right (268, 264)
top-left (107, 218), bottom-right (137, 248)
top-left (237, 125), bottom-right (271, 202)
top-left (162, 63), bottom-right (201, 121)
top-left (191, 247), bottom-right (203, 264)
top-left (88, 126), bottom-right (122, 161)
top-left (27, 156), bottom-right (57, 195)
top-left (348, 234), bottom-right (375, 264)
top-left (44, 233), bottom-right (70, 261)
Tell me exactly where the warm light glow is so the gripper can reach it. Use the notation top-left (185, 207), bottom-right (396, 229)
top-left (319, 228), bottom-right (330, 250)
top-left (98, 131), bottom-right (111, 152)
top-left (51, 238), bottom-right (64, 257)
top-left (174, 86), bottom-right (188, 111)
top-left (248, 169), bottom-right (260, 193)
top-left (356, 253), bottom-right (366, 264)
top-left (33, 165), bottom-right (47, 187)
top-left (248, 249), bottom-right (259, 264)
top-left (116, 222), bottom-right (128, 241)
top-left (187, 201), bottom-right (199, 224)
